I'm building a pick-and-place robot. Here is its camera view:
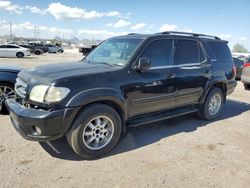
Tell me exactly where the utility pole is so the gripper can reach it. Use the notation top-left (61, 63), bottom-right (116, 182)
top-left (9, 22), bottom-right (12, 40)
top-left (34, 26), bottom-right (40, 41)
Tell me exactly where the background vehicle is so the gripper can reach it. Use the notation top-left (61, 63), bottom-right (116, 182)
top-left (0, 44), bottom-right (31, 58)
top-left (0, 65), bottom-right (21, 113)
top-left (29, 43), bottom-right (49, 53)
top-left (241, 57), bottom-right (250, 89)
top-left (7, 32), bottom-right (236, 159)
top-left (19, 44), bottom-right (44, 55)
top-left (79, 45), bottom-right (97, 55)
top-left (46, 44), bottom-right (59, 53)
top-left (233, 57), bottom-right (244, 80)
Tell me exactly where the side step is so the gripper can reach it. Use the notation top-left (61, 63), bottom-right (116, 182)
top-left (127, 106), bottom-right (198, 127)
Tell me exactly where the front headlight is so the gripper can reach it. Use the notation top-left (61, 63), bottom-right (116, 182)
top-left (30, 85), bottom-right (70, 103)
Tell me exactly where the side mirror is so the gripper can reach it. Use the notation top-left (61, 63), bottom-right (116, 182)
top-left (134, 57), bottom-right (151, 72)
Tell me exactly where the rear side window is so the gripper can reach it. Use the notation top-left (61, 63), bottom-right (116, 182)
top-left (141, 39), bottom-right (174, 67)
top-left (177, 40), bottom-right (203, 64)
top-left (207, 41), bottom-right (232, 62)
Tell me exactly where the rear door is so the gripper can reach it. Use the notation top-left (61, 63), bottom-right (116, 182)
top-left (175, 39), bottom-right (212, 107)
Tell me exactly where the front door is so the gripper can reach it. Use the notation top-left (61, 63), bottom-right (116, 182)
top-left (127, 39), bottom-right (178, 117)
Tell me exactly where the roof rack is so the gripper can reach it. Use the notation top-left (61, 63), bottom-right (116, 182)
top-left (127, 33), bottom-right (140, 35)
top-left (157, 31), bottom-right (221, 40)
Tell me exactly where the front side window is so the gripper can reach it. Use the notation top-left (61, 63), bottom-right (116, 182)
top-left (140, 39), bottom-right (174, 67)
top-left (85, 38), bottom-right (142, 67)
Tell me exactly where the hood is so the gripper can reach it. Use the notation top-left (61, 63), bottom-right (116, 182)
top-left (18, 61), bottom-right (115, 84)
top-left (0, 65), bottom-right (23, 73)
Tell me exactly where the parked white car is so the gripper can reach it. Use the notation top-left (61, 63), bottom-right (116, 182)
top-left (0, 44), bottom-right (31, 58)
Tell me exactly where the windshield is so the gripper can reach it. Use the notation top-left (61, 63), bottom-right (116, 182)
top-left (84, 38), bottom-right (142, 67)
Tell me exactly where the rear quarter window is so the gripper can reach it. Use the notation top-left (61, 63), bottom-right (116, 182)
top-left (207, 41), bottom-right (232, 62)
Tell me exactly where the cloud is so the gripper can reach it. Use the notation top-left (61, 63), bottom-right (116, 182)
top-left (130, 23), bottom-right (146, 30)
top-left (47, 3), bottom-right (121, 20)
top-left (105, 23), bottom-right (113, 27)
top-left (25, 5), bottom-right (47, 15)
top-left (219, 34), bottom-right (232, 40)
top-left (239, 37), bottom-right (248, 41)
top-left (0, 19), bottom-right (6, 24)
top-left (112, 19), bottom-right (131, 28)
top-left (159, 24), bottom-right (178, 32)
top-left (0, 0), bottom-right (23, 14)
top-left (78, 28), bottom-right (127, 39)
top-left (0, 21), bottom-right (73, 38)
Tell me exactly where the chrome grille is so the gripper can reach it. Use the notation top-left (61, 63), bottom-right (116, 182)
top-left (15, 77), bottom-right (27, 98)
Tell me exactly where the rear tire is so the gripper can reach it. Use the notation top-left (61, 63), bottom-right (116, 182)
top-left (35, 51), bottom-right (41, 55)
top-left (197, 87), bottom-right (224, 120)
top-left (16, 52), bottom-right (24, 58)
top-left (67, 104), bottom-right (122, 159)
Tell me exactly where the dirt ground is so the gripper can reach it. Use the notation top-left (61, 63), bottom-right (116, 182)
top-left (0, 51), bottom-right (250, 188)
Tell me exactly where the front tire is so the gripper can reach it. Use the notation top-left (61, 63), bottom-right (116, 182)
top-left (197, 87), bottom-right (224, 120)
top-left (67, 104), bottom-right (122, 159)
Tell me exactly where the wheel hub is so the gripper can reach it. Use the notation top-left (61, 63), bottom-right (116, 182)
top-left (208, 93), bottom-right (222, 116)
top-left (82, 116), bottom-right (114, 150)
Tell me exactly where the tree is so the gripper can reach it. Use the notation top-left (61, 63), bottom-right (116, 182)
top-left (232, 44), bottom-right (248, 53)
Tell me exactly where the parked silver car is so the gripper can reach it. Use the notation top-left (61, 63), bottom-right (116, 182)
top-left (46, 44), bottom-right (64, 53)
top-left (241, 57), bottom-right (250, 89)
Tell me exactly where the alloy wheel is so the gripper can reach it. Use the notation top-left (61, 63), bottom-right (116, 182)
top-left (82, 116), bottom-right (114, 150)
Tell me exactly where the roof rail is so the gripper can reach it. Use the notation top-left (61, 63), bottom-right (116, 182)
top-left (127, 33), bottom-right (139, 35)
top-left (157, 31), bottom-right (221, 40)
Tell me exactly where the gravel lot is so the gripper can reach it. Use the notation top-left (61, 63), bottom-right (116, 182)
top-left (0, 51), bottom-right (250, 188)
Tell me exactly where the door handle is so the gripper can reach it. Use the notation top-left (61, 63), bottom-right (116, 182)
top-left (166, 73), bottom-right (176, 78)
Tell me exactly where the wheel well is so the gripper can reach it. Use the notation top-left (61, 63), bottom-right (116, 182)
top-left (211, 82), bottom-right (227, 102)
top-left (16, 52), bottom-right (24, 56)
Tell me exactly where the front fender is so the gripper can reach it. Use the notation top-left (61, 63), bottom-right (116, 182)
top-left (66, 87), bottom-right (127, 119)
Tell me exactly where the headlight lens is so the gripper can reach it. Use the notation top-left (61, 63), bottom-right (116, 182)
top-left (45, 86), bottom-right (70, 102)
top-left (30, 85), bottom-right (70, 103)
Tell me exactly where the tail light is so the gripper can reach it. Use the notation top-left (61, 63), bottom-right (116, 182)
top-left (232, 66), bottom-right (237, 76)
top-left (243, 62), bottom-right (250, 67)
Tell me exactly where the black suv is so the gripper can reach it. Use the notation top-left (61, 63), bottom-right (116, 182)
top-left (6, 32), bottom-right (237, 159)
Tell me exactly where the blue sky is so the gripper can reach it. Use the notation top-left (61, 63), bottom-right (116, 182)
top-left (0, 0), bottom-right (249, 50)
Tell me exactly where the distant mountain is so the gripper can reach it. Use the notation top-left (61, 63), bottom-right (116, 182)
top-left (70, 37), bottom-right (81, 44)
top-left (54, 36), bottom-right (62, 41)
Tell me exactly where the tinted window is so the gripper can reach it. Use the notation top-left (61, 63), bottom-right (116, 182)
top-left (0, 45), bottom-right (6, 48)
top-left (207, 41), bottom-right (232, 62)
top-left (177, 40), bottom-right (200, 64)
top-left (6, 45), bottom-right (19, 48)
top-left (141, 40), bottom-right (174, 66)
top-left (199, 44), bottom-right (206, 62)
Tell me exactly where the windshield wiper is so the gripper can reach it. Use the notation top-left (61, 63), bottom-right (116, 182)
top-left (95, 62), bottom-right (115, 67)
